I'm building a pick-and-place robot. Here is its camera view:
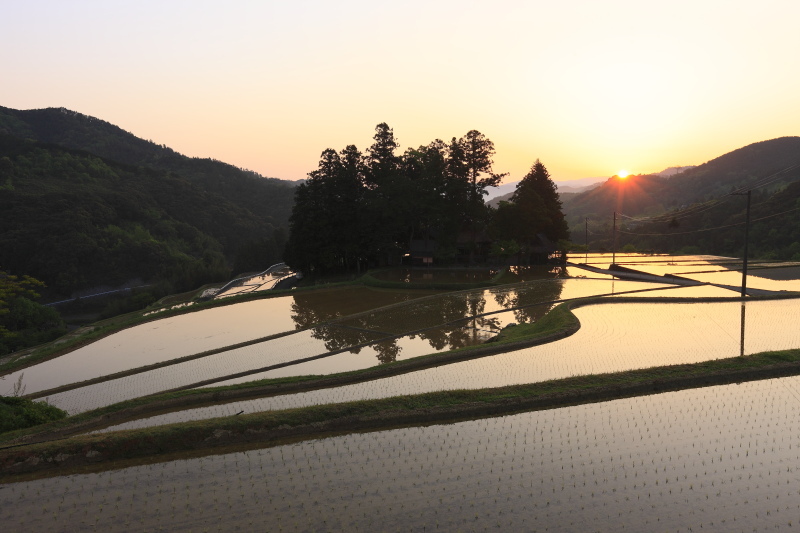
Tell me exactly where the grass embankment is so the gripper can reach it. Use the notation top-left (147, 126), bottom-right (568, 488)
top-left (0, 266), bottom-right (510, 376)
top-left (3, 346), bottom-right (800, 480)
top-left (361, 267), bottom-right (507, 291)
top-left (3, 293), bottom-right (796, 444)
top-left (0, 300), bottom-right (578, 447)
top-left (0, 397), bottom-right (67, 434)
top-left (3, 295), bottom-right (800, 479)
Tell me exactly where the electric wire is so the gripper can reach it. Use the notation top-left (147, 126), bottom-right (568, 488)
top-left (615, 163), bottom-right (800, 225)
top-left (618, 204), bottom-right (800, 237)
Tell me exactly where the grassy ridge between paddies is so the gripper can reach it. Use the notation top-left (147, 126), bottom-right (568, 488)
top-left (17, 276), bottom-right (520, 400)
top-left (3, 347), bottom-right (800, 481)
top-left (360, 267), bottom-right (507, 292)
top-left (2, 293), bottom-right (796, 446)
top-left (0, 300), bottom-right (578, 446)
top-left (0, 267), bottom-right (487, 377)
top-left (3, 297), bottom-right (800, 479)
top-left (0, 396), bottom-right (67, 434)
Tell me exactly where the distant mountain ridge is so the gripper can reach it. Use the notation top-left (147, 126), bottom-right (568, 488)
top-left (653, 165), bottom-right (695, 178)
top-left (561, 137), bottom-right (800, 228)
top-left (561, 137), bottom-right (800, 260)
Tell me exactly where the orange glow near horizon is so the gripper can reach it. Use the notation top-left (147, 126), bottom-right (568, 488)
top-left (2, 3), bottom-right (799, 182)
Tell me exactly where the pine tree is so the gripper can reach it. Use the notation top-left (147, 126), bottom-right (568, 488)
top-left (512, 159), bottom-right (569, 243)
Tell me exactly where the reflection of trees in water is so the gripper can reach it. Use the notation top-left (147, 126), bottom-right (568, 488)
top-left (290, 290), bottom-right (407, 363)
top-left (289, 281), bottom-right (563, 365)
top-left (290, 289), bottom-right (420, 329)
top-left (498, 265), bottom-right (567, 284)
top-left (492, 280), bottom-right (564, 324)
top-left (417, 292), bottom-right (499, 351)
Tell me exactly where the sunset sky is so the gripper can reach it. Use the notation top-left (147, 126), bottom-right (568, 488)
top-left (2, 0), bottom-right (799, 183)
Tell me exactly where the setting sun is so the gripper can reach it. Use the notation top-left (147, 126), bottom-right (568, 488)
top-left (617, 170), bottom-right (630, 178)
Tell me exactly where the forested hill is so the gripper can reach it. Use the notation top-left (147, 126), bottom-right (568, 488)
top-left (564, 137), bottom-right (800, 260)
top-left (562, 136), bottom-right (800, 229)
top-left (0, 106), bottom-right (297, 225)
top-left (0, 134), bottom-right (285, 296)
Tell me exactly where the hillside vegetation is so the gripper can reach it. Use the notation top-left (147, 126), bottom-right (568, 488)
top-left (0, 106), bottom-right (297, 225)
top-left (0, 107), bottom-right (297, 300)
top-left (562, 137), bottom-right (800, 258)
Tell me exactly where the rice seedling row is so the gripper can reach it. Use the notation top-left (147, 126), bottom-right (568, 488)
top-left (7, 375), bottom-right (800, 531)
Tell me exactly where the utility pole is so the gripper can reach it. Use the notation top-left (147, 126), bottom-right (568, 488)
top-left (612, 211), bottom-right (617, 266)
top-left (585, 218), bottom-right (588, 264)
top-left (739, 301), bottom-right (746, 357)
top-left (734, 190), bottom-right (752, 297)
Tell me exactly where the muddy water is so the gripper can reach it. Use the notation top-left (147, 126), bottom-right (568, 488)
top-left (101, 297), bottom-right (800, 430)
top-left (9, 375), bottom-right (800, 532)
top-left (2, 286), bottom-right (438, 397)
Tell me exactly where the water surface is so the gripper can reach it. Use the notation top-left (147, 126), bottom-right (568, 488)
top-left (10, 375), bottom-right (800, 532)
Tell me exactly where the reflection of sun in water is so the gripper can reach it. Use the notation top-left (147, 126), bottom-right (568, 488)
top-left (617, 170), bottom-right (629, 178)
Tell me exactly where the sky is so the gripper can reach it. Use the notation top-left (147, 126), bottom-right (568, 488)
top-left (2, 0), bottom-right (799, 183)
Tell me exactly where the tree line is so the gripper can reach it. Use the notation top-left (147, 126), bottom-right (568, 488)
top-left (285, 124), bottom-right (569, 275)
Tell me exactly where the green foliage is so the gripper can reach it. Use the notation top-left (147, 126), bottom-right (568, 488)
top-left (0, 272), bottom-right (66, 355)
top-left (286, 126), bottom-right (565, 274)
top-left (490, 160), bottom-right (569, 262)
top-left (0, 106), bottom-right (297, 225)
top-left (0, 135), bottom-right (284, 295)
top-left (0, 106), bottom-right (297, 301)
top-left (0, 396), bottom-right (67, 433)
top-left (564, 137), bottom-right (800, 257)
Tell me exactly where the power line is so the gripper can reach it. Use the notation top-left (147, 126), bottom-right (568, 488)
top-left (618, 204), bottom-right (800, 237)
top-left (616, 163), bottom-right (800, 225)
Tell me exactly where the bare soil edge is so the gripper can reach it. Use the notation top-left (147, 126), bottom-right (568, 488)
top-left (3, 360), bottom-right (800, 481)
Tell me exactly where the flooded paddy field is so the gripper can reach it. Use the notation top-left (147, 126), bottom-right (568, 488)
top-left (7, 375), bottom-right (800, 532)
top-left (573, 253), bottom-right (800, 292)
top-left (214, 265), bottom-right (294, 298)
top-left (100, 297), bottom-right (800, 431)
top-left (41, 278), bottom-right (671, 414)
top-left (2, 286), bottom-right (439, 397)
top-left (5, 255), bottom-right (759, 400)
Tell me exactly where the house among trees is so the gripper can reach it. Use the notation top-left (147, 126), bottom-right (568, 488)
top-left (410, 239), bottom-right (437, 266)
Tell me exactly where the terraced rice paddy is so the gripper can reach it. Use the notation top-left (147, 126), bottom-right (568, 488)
top-left (38, 278), bottom-right (670, 413)
top-left (2, 286), bottom-right (437, 397)
top-left (575, 253), bottom-right (800, 292)
top-left (7, 376), bottom-right (800, 531)
top-left (101, 298), bottom-right (800, 431)
top-left (3, 255), bottom-right (800, 532)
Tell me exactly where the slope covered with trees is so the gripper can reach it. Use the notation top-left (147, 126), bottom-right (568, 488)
top-left (0, 134), bottom-right (284, 296)
top-left (562, 137), bottom-right (800, 232)
top-left (0, 106), bottom-right (297, 225)
top-left (564, 137), bottom-right (800, 259)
